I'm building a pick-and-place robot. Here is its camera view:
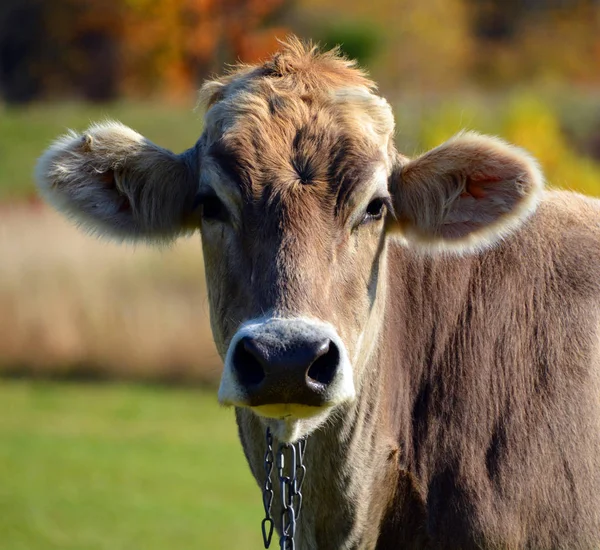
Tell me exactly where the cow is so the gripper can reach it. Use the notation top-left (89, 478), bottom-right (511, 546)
top-left (35, 38), bottom-right (600, 549)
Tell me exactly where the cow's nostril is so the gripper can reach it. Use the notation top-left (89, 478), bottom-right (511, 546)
top-left (233, 337), bottom-right (266, 387)
top-left (307, 342), bottom-right (339, 386)
top-left (230, 331), bottom-right (343, 406)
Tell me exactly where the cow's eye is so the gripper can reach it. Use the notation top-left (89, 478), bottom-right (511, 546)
top-left (201, 195), bottom-right (228, 222)
top-left (362, 198), bottom-right (387, 224)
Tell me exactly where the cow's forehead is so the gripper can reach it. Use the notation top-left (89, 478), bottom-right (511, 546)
top-left (201, 83), bottom-right (394, 206)
top-left (204, 78), bottom-right (394, 148)
top-left (197, 40), bottom-right (396, 216)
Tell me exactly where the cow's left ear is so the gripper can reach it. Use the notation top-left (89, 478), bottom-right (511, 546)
top-left (36, 121), bottom-right (201, 242)
top-left (388, 132), bottom-right (544, 252)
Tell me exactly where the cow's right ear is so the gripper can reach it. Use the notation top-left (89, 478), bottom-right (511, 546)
top-left (387, 132), bottom-right (544, 253)
top-left (36, 121), bottom-right (201, 242)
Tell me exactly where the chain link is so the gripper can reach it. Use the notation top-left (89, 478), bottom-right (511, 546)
top-left (261, 427), bottom-right (307, 550)
top-left (278, 442), bottom-right (297, 549)
top-left (261, 428), bottom-right (275, 548)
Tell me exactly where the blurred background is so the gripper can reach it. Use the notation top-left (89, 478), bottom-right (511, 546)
top-left (1, 0), bottom-right (600, 548)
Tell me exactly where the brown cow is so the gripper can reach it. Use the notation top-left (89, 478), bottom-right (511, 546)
top-left (36, 38), bottom-right (600, 549)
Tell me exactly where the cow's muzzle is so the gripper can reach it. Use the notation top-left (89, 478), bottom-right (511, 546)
top-left (218, 317), bottom-right (356, 419)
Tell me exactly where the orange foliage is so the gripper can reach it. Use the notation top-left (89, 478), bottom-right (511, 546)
top-left (119, 0), bottom-right (290, 100)
top-left (11, 0), bottom-right (290, 102)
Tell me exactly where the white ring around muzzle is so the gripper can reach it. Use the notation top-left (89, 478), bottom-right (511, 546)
top-left (217, 316), bottom-right (356, 415)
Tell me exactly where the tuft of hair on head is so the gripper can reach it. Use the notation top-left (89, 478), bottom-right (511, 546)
top-left (197, 35), bottom-right (376, 112)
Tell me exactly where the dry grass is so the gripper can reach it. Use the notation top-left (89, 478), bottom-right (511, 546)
top-left (0, 204), bottom-right (222, 383)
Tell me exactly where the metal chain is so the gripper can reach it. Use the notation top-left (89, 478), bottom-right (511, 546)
top-left (261, 427), bottom-right (307, 550)
top-left (277, 442), bottom-right (297, 549)
top-left (261, 428), bottom-right (275, 548)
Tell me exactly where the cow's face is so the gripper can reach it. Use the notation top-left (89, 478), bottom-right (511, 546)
top-left (198, 83), bottom-right (397, 439)
top-left (36, 42), bottom-right (543, 441)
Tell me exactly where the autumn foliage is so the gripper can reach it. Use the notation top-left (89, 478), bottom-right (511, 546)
top-left (0, 0), bottom-right (290, 102)
top-left (3, 0), bottom-right (600, 103)
top-left (121, 0), bottom-right (289, 100)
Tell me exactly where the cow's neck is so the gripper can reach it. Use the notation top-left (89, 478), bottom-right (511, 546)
top-left (235, 243), bottom-right (452, 549)
top-left (236, 366), bottom-right (400, 549)
top-left (294, 352), bottom-right (402, 548)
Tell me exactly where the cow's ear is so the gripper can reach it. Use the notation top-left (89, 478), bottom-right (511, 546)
top-left (388, 132), bottom-right (544, 252)
top-left (36, 121), bottom-right (200, 242)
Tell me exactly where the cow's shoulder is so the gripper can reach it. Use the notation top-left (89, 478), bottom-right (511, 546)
top-left (538, 188), bottom-right (600, 230)
top-left (518, 190), bottom-right (600, 298)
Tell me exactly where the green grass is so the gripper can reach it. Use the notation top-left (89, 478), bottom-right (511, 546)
top-left (0, 102), bottom-right (203, 200)
top-left (0, 380), bottom-right (262, 550)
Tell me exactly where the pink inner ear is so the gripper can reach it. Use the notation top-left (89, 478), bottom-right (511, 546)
top-left (461, 174), bottom-right (504, 199)
top-left (443, 174), bottom-right (519, 239)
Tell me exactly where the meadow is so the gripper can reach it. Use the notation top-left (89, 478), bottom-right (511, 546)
top-left (0, 380), bottom-right (261, 550)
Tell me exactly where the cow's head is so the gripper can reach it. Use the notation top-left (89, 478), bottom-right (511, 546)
top-left (36, 39), bottom-right (543, 441)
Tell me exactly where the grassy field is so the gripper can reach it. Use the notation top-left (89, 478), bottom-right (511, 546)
top-left (0, 380), bottom-right (262, 550)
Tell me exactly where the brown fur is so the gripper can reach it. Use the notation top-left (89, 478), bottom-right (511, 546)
top-left (36, 39), bottom-right (600, 548)
top-left (239, 191), bottom-right (600, 549)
